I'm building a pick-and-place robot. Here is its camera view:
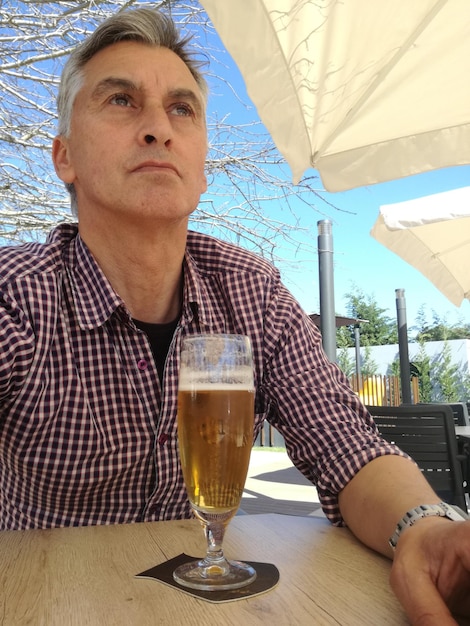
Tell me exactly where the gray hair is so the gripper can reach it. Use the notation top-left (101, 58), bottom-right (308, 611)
top-left (56, 8), bottom-right (208, 212)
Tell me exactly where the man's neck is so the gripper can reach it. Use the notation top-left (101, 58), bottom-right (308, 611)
top-left (78, 216), bottom-right (187, 323)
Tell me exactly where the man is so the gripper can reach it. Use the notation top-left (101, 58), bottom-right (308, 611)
top-left (0, 8), bottom-right (469, 624)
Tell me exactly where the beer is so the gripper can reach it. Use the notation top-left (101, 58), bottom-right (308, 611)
top-left (178, 386), bottom-right (254, 514)
top-left (174, 335), bottom-right (257, 591)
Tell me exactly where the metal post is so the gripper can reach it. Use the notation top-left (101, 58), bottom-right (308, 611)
top-left (317, 220), bottom-right (336, 362)
top-left (396, 288), bottom-right (412, 404)
top-left (354, 324), bottom-right (362, 391)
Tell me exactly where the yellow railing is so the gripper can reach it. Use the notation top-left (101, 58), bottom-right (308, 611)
top-left (256, 375), bottom-right (421, 448)
top-left (349, 375), bottom-right (420, 406)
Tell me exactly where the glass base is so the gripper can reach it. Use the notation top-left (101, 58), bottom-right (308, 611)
top-left (173, 556), bottom-right (257, 591)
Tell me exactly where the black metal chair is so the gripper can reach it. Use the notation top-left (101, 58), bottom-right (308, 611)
top-left (414, 403), bottom-right (470, 495)
top-left (418, 402), bottom-right (470, 426)
top-left (447, 402), bottom-right (470, 427)
top-left (406, 402), bottom-right (470, 427)
top-left (366, 404), bottom-right (468, 512)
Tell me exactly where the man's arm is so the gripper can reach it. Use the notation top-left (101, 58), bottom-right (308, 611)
top-left (338, 454), bottom-right (442, 558)
top-left (339, 454), bottom-right (470, 625)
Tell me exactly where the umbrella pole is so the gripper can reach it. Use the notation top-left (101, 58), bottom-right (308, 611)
top-left (318, 220), bottom-right (337, 362)
top-left (396, 289), bottom-right (412, 403)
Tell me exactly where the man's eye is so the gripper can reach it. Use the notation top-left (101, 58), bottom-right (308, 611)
top-left (171, 103), bottom-right (193, 116)
top-left (109, 93), bottom-right (132, 107)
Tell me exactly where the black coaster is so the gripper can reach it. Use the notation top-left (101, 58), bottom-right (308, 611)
top-left (136, 553), bottom-right (280, 603)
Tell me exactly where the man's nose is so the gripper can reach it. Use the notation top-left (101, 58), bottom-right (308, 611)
top-left (139, 105), bottom-right (172, 146)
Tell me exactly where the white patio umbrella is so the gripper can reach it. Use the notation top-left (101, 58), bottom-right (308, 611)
top-left (200, 0), bottom-right (470, 191)
top-left (370, 187), bottom-right (470, 307)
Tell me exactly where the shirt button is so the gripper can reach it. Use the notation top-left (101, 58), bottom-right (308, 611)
top-left (137, 359), bottom-right (148, 370)
top-left (158, 434), bottom-right (169, 446)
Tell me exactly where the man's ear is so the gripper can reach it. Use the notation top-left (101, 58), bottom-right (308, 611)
top-left (52, 135), bottom-right (75, 184)
top-left (200, 171), bottom-right (208, 195)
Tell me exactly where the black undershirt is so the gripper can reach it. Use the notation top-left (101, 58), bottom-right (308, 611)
top-left (133, 317), bottom-right (179, 383)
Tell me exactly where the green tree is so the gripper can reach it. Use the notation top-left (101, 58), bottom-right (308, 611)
top-left (336, 325), bottom-right (354, 348)
top-left (360, 345), bottom-right (379, 377)
top-left (433, 341), bottom-right (461, 401)
top-left (414, 308), bottom-right (470, 342)
top-left (412, 305), bottom-right (432, 342)
top-left (413, 340), bottom-right (433, 403)
top-left (337, 345), bottom-right (355, 377)
top-left (339, 286), bottom-right (397, 346)
top-left (460, 370), bottom-right (470, 403)
top-left (449, 319), bottom-right (470, 339)
top-left (388, 359), bottom-right (400, 377)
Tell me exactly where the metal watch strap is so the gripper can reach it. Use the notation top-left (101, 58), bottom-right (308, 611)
top-left (389, 502), bottom-right (469, 550)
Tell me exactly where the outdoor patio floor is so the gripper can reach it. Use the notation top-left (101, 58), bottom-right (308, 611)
top-left (241, 448), bottom-right (324, 517)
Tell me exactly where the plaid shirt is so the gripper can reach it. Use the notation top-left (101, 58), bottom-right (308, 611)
top-left (0, 224), bottom-right (404, 530)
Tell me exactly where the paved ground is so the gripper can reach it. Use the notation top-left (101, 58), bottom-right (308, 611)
top-left (241, 448), bottom-right (325, 517)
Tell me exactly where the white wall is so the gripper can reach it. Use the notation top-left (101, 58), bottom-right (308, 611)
top-left (343, 339), bottom-right (470, 376)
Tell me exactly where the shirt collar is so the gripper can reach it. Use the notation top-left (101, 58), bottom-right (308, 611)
top-left (57, 224), bottom-right (214, 332)
top-left (59, 225), bottom-right (127, 330)
top-left (181, 245), bottom-right (213, 331)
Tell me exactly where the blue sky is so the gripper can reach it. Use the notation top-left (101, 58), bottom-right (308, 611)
top-left (289, 166), bottom-right (470, 330)
top-left (197, 21), bottom-right (470, 332)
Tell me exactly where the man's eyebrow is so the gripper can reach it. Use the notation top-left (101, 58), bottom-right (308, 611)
top-left (167, 88), bottom-right (204, 114)
top-left (91, 77), bottom-right (139, 99)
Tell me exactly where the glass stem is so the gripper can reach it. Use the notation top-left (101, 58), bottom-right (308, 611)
top-left (203, 520), bottom-right (228, 563)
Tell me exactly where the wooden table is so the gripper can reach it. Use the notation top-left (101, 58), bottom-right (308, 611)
top-left (0, 514), bottom-right (407, 625)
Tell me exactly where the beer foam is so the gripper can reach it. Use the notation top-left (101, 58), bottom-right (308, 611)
top-left (178, 382), bottom-right (254, 391)
top-left (178, 369), bottom-right (254, 391)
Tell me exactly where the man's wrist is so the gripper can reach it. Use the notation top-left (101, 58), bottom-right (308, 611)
top-left (389, 502), bottom-right (469, 550)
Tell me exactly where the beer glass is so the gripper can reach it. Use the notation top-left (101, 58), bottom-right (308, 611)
top-left (173, 334), bottom-right (257, 591)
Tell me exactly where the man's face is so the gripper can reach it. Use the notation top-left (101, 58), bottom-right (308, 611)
top-left (53, 41), bottom-right (208, 225)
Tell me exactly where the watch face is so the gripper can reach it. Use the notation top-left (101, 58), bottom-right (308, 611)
top-left (444, 504), bottom-right (469, 521)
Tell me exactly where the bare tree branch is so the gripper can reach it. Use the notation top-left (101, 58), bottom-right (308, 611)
top-left (0, 0), bottom-right (344, 263)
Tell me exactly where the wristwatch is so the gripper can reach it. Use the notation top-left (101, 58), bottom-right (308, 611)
top-left (389, 502), bottom-right (469, 550)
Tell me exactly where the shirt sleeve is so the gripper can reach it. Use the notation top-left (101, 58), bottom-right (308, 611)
top-left (0, 289), bottom-right (36, 405)
top-left (258, 276), bottom-right (410, 526)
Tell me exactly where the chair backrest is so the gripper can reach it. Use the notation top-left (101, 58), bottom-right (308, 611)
top-left (447, 403), bottom-right (470, 426)
top-left (406, 402), bottom-right (470, 427)
top-left (366, 404), bottom-right (467, 511)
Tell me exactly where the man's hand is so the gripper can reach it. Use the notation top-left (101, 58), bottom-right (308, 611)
top-left (390, 517), bottom-right (470, 625)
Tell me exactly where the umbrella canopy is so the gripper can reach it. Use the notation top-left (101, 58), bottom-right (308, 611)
top-left (200, 0), bottom-right (470, 191)
top-left (309, 315), bottom-right (368, 328)
top-left (370, 186), bottom-right (470, 307)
